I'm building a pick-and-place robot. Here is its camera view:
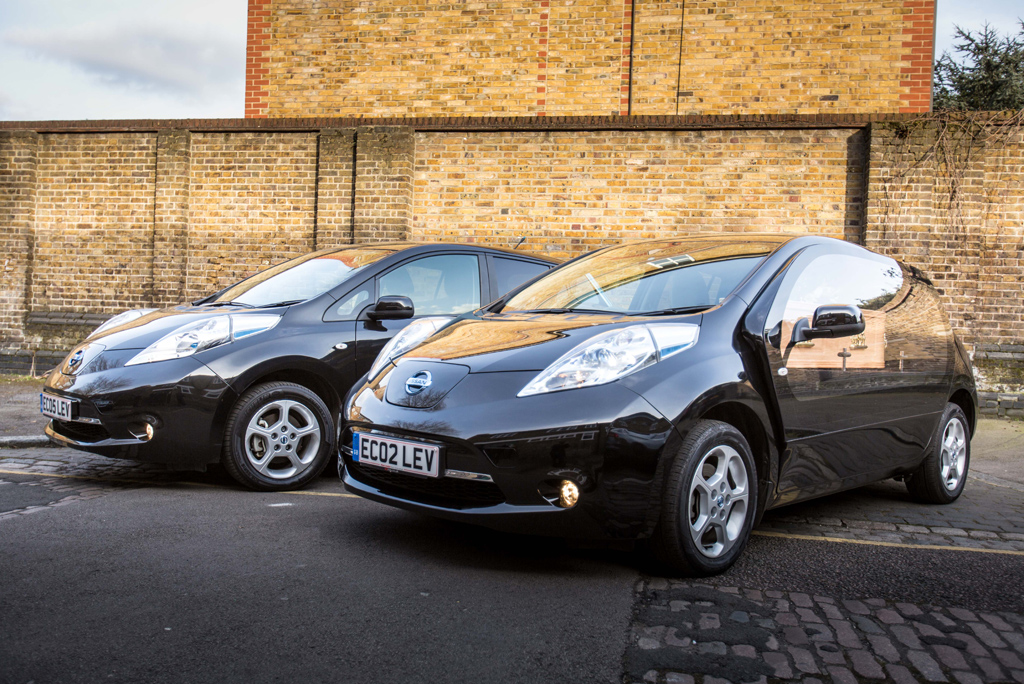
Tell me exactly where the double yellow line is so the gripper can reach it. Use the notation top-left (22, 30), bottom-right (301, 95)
top-left (753, 529), bottom-right (1024, 556)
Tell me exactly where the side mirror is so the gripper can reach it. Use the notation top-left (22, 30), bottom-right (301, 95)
top-left (366, 296), bottom-right (415, 321)
top-left (792, 305), bottom-right (865, 342)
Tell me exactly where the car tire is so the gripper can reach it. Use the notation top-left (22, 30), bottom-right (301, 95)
top-left (906, 403), bottom-right (970, 504)
top-left (650, 420), bottom-right (758, 576)
top-left (221, 381), bottom-right (335, 492)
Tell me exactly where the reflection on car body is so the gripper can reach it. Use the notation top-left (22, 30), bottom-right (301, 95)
top-left (40, 243), bottom-right (557, 491)
top-left (341, 234), bottom-right (976, 575)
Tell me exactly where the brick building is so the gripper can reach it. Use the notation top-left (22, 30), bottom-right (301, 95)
top-left (245, 0), bottom-right (936, 118)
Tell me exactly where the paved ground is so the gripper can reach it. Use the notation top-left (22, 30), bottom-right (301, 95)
top-left (3, 381), bottom-right (1024, 683)
top-left (0, 376), bottom-right (47, 437)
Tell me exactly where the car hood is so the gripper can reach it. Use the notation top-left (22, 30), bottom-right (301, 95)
top-left (400, 311), bottom-right (702, 373)
top-left (82, 305), bottom-right (280, 351)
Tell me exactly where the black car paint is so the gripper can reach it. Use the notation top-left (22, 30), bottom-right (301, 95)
top-left (42, 244), bottom-right (556, 469)
top-left (341, 234), bottom-right (977, 539)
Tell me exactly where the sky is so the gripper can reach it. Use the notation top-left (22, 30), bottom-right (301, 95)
top-left (0, 0), bottom-right (1021, 121)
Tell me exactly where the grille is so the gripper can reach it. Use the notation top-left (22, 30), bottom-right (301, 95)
top-left (349, 461), bottom-right (505, 509)
top-left (52, 420), bottom-right (111, 443)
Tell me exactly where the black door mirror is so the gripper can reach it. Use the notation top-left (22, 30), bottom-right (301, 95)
top-left (792, 304), bottom-right (865, 342)
top-left (366, 296), bottom-right (415, 321)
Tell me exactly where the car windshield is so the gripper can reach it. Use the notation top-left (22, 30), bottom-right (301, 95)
top-left (209, 246), bottom-right (402, 308)
top-left (501, 239), bottom-right (774, 315)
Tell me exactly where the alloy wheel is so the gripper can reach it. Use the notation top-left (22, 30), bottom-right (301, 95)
top-left (244, 399), bottom-right (322, 480)
top-left (939, 417), bottom-right (967, 491)
top-left (686, 444), bottom-right (750, 558)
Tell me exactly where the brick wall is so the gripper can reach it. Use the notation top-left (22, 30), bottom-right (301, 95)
top-left (0, 115), bottom-right (1021, 412)
top-left (186, 132), bottom-right (318, 296)
top-left (0, 132), bottom-right (38, 351)
top-left (412, 129), bottom-right (866, 257)
top-left (865, 118), bottom-right (1024, 411)
top-left (32, 134), bottom-right (157, 315)
top-left (252, 0), bottom-right (934, 118)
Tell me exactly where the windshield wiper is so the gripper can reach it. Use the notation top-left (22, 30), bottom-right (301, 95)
top-left (636, 305), bottom-right (709, 316)
top-left (515, 308), bottom-right (620, 315)
top-left (205, 300), bottom-right (256, 309)
top-left (258, 300), bottom-right (304, 308)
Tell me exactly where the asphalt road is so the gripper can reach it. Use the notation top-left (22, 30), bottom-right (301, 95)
top-left (2, 450), bottom-right (1023, 684)
top-left (0, 474), bottom-right (635, 684)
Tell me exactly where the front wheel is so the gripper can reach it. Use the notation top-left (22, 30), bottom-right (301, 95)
top-left (222, 382), bottom-right (335, 491)
top-left (651, 420), bottom-right (758, 576)
top-left (906, 403), bottom-right (970, 504)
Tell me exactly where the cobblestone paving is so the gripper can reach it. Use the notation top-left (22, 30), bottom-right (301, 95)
top-left (627, 581), bottom-right (1024, 684)
top-left (0, 447), bottom-right (209, 520)
top-left (0, 475), bottom-right (131, 520)
top-left (757, 478), bottom-right (1024, 553)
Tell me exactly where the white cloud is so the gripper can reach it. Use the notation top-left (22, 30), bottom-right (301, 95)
top-left (6, 22), bottom-right (243, 98)
top-left (0, 0), bottom-right (246, 121)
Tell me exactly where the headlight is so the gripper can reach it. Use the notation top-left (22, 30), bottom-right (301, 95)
top-left (125, 314), bottom-right (281, 366)
top-left (91, 309), bottom-right (157, 337)
top-left (368, 317), bottom-right (451, 379)
top-left (518, 323), bottom-right (699, 397)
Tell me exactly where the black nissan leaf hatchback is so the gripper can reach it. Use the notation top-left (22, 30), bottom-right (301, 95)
top-left (340, 234), bottom-right (977, 575)
top-left (41, 243), bottom-right (556, 491)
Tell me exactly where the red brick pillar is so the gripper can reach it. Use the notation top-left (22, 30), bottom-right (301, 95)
top-left (245, 0), bottom-right (271, 118)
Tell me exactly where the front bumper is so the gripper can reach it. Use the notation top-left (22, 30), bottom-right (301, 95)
top-left (342, 369), bottom-right (680, 539)
top-left (42, 354), bottom-right (236, 467)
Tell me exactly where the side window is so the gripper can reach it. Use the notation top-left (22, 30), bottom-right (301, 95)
top-left (329, 284), bottom-right (372, 320)
top-left (379, 254), bottom-right (481, 316)
top-left (492, 257), bottom-right (550, 296)
top-left (767, 252), bottom-right (903, 371)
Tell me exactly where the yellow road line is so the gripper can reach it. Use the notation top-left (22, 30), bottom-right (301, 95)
top-left (0, 468), bottom-right (358, 498)
top-left (282, 489), bottom-right (358, 498)
top-left (968, 473), bottom-right (1024, 492)
top-left (753, 529), bottom-right (1024, 556)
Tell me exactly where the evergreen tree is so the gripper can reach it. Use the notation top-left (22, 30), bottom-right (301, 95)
top-left (933, 22), bottom-right (1024, 111)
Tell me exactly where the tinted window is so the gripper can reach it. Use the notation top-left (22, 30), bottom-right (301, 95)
top-left (492, 257), bottom-right (550, 296)
top-left (774, 253), bottom-right (903, 325)
top-left (330, 284), bottom-right (372, 320)
top-left (766, 252), bottom-right (904, 372)
top-left (379, 255), bottom-right (481, 316)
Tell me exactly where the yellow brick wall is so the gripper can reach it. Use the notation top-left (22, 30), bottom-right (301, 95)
top-left (412, 129), bottom-right (865, 258)
top-left (186, 132), bottom-right (318, 297)
top-left (671, 0), bottom-right (914, 115)
top-left (31, 134), bottom-right (157, 314)
top-left (253, 0), bottom-right (933, 118)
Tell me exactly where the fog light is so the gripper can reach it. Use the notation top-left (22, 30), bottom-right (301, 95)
top-left (129, 422), bottom-right (155, 442)
top-left (558, 480), bottom-right (579, 508)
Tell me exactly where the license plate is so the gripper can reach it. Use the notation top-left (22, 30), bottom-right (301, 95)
top-left (353, 433), bottom-right (441, 478)
top-left (40, 393), bottom-right (75, 421)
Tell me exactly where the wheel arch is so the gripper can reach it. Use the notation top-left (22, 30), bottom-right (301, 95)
top-left (212, 358), bottom-right (346, 452)
top-left (655, 383), bottom-right (780, 530)
top-left (236, 367), bottom-right (343, 419)
top-left (948, 387), bottom-right (977, 437)
top-left (697, 400), bottom-right (777, 522)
